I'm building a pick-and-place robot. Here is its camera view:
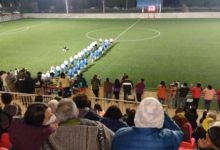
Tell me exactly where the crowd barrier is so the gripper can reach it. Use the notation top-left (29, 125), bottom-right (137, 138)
top-left (22, 13), bottom-right (220, 19)
top-left (0, 91), bottom-right (168, 116)
top-left (0, 14), bottom-right (22, 22)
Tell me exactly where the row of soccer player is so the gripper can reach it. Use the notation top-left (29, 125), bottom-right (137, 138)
top-left (49, 38), bottom-right (114, 78)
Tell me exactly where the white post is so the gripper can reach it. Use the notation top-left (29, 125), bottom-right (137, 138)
top-left (102, 0), bottom-right (105, 13)
top-left (65, 0), bottom-right (68, 14)
top-left (157, 0), bottom-right (159, 13)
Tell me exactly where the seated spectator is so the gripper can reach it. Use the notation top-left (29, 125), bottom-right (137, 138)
top-left (8, 103), bottom-right (56, 150)
top-left (173, 113), bottom-right (191, 143)
top-left (94, 103), bottom-right (105, 117)
top-left (193, 113), bottom-right (216, 144)
top-left (0, 93), bottom-right (21, 137)
top-left (125, 109), bottom-right (136, 127)
top-left (100, 105), bottom-right (128, 133)
top-left (185, 106), bottom-right (198, 130)
top-left (122, 107), bottom-right (132, 121)
top-left (200, 111), bottom-right (208, 124)
top-left (172, 108), bottom-right (183, 119)
top-left (198, 121), bottom-right (220, 150)
top-left (73, 93), bottom-right (101, 121)
top-left (34, 95), bottom-right (43, 102)
top-left (48, 100), bottom-right (59, 113)
top-left (46, 99), bottom-right (114, 149)
top-left (111, 97), bottom-right (183, 150)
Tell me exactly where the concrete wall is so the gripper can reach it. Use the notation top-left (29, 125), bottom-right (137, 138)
top-left (0, 14), bottom-right (23, 22)
top-left (22, 13), bottom-right (220, 19)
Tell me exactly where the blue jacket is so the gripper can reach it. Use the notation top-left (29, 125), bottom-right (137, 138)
top-left (111, 112), bottom-right (183, 150)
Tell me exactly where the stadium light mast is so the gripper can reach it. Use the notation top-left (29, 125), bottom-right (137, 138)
top-left (65, 0), bottom-right (69, 14)
top-left (157, 0), bottom-right (159, 13)
top-left (102, 0), bottom-right (105, 13)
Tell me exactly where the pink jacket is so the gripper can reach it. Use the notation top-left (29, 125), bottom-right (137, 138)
top-left (203, 88), bottom-right (216, 100)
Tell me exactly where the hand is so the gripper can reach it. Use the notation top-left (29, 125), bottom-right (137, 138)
top-left (198, 138), bottom-right (208, 148)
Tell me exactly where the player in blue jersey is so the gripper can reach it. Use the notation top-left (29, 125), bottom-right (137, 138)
top-left (69, 56), bottom-right (74, 66)
top-left (84, 58), bottom-right (88, 68)
top-left (90, 51), bottom-right (94, 63)
top-left (56, 65), bottom-right (61, 77)
top-left (68, 68), bottom-right (73, 78)
top-left (80, 59), bottom-right (84, 70)
top-left (61, 63), bottom-right (65, 72)
top-left (84, 48), bottom-right (87, 56)
top-left (105, 39), bottom-right (109, 49)
top-left (72, 66), bottom-right (77, 77)
top-left (74, 54), bottom-right (78, 63)
top-left (76, 62), bottom-right (81, 74)
top-left (64, 59), bottom-right (68, 68)
top-left (95, 49), bottom-right (99, 60)
top-left (98, 47), bottom-right (101, 57)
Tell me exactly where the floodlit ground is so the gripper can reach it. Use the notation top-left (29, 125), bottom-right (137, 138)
top-left (0, 18), bottom-right (220, 89)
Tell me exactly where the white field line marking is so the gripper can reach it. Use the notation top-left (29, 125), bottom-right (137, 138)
top-left (0, 22), bottom-right (49, 36)
top-left (114, 19), bottom-right (140, 41)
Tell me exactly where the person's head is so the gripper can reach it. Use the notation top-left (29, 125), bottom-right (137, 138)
top-left (94, 103), bottom-right (103, 112)
top-left (7, 72), bottom-right (10, 76)
top-left (160, 81), bottom-right (165, 87)
top-left (134, 97), bottom-right (164, 128)
top-left (24, 103), bottom-right (55, 127)
top-left (175, 108), bottom-right (183, 115)
top-left (173, 113), bottom-right (188, 130)
top-left (48, 100), bottom-right (59, 113)
top-left (54, 96), bottom-right (62, 102)
top-left (127, 109), bottom-right (136, 122)
top-left (189, 106), bottom-right (197, 114)
top-left (93, 75), bottom-right (97, 79)
top-left (206, 121), bottom-right (220, 149)
top-left (174, 82), bottom-right (178, 87)
top-left (141, 78), bottom-right (144, 82)
top-left (207, 112), bottom-right (217, 121)
top-left (1, 93), bottom-right (13, 105)
top-left (207, 84), bottom-right (213, 90)
top-left (126, 107), bottom-right (131, 115)
top-left (35, 95), bottom-right (43, 102)
top-left (197, 82), bottom-right (201, 88)
top-left (183, 83), bottom-right (188, 87)
top-left (37, 72), bottom-right (42, 78)
top-left (202, 111), bottom-right (208, 118)
top-left (87, 100), bottom-right (92, 108)
top-left (106, 78), bottom-right (109, 82)
top-left (60, 72), bottom-right (65, 79)
top-left (79, 73), bottom-right (83, 77)
top-left (103, 105), bottom-right (122, 119)
top-left (55, 99), bottom-right (78, 123)
top-left (72, 93), bottom-right (89, 108)
top-left (124, 75), bottom-right (128, 79)
top-left (26, 71), bottom-right (31, 77)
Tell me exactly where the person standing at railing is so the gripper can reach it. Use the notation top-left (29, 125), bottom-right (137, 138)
top-left (104, 78), bottom-right (113, 103)
top-left (91, 75), bottom-right (100, 100)
top-left (190, 82), bottom-right (203, 109)
top-left (121, 75), bottom-right (133, 101)
top-left (216, 88), bottom-right (220, 114)
top-left (59, 72), bottom-right (71, 98)
top-left (113, 79), bottom-right (121, 100)
top-left (25, 71), bottom-right (35, 94)
top-left (169, 82), bottom-right (179, 109)
top-left (178, 82), bottom-right (190, 110)
top-left (77, 73), bottom-right (87, 93)
top-left (34, 72), bottom-right (44, 95)
top-left (5, 72), bottom-right (16, 92)
top-left (203, 84), bottom-right (216, 112)
top-left (157, 81), bottom-right (167, 104)
top-left (135, 78), bottom-right (145, 102)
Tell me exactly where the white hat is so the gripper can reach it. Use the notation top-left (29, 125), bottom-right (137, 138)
top-left (134, 97), bottom-right (164, 128)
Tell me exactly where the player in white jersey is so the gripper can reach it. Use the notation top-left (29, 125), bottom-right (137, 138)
top-left (45, 71), bottom-right (50, 78)
top-left (56, 65), bottom-right (60, 77)
top-left (81, 51), bottom-right (84, 59)
top-left (110, 38), bottom-right (114, 45)
top-left (99, 38), bottom-right (103, 45)
top-left (74, 54), bottom-right (78, 62)
top-left (78, 51), bottom-right (82, 60)
top-left (64, 59), bottom-right (68, 68)
top-left (50, 66), bottom-right (55, 73)
top-left (61, 63), bottom-right (65, 72)
top-left (69, 56), bottom-right (74, 65)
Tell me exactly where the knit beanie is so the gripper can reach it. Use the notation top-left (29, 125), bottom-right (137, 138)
top-left (208, 121), bottom-right (220, 149)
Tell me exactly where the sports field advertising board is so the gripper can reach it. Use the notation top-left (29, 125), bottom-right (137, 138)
top-left (148, 6), bottom-right (156, 12)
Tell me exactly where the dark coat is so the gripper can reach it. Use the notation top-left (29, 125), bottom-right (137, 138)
top-left (185, 112), bottom-right (198, 130)
top-left (100, 118), bottom-right (128, 133)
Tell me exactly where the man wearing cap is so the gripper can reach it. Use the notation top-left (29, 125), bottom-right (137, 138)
top-left (198, 121), bottom-right (220, 150)
top-left (112, 97), bottom-right (183, 150)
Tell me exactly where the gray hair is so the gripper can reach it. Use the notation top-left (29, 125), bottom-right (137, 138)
top-left (55, 99), bottom-right (78, 123)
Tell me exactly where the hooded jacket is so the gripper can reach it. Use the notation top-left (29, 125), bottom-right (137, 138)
top-left (78, 107), bottom-right (101, 121)
top-left (111, 97), bottom-right (183, 150)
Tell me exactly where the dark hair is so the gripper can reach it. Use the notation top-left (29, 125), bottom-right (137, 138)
top-left (126, 107), bottom-right (130, 115)
top-left (24, 103), bottom-right (48, 127)
top-left (103, 105), bottom-right (122, 119)
top-left (80, 73), bottom-right (83, 77)
top-left (1, 93), bottom-right (13, 104)
top-left (160, 81), bottom-right (166, 88)
top-left (94, 103), bottom-right (103, 112)
top-left (127, 109), bottom-right (136, 122)
top-left (124, 75), bottom-right (128, 79)
top-left (197, 82), bottom-right (201, 88)
top-left (183, 83), bottom-right (187, 87)
top-left (173, 114), bottom-right (188, 130)
top-left (175, 108), bottom-right (183, 114)
top-left (61, 72), bottom-right (65, 79)
top-left (174, 82), bottom-right (178, 87)
top-left (26, 71), bottom-right (31, 77)
top-left (72, 93), bottom-right (89, 108)
top-left (106, 78), bottom-right (109, 82)
top-left (202, 111), bottom-right (207, 118)
top-left (87, 100), bottom-right (91, 108)
top-left (114, 79), bottom-right (121, 88)
top-left (141, 78), bottom-right (144, 82)
top-left (35, 95), bottom-right (43, 102)
top-left (207, 84), bottom-right (212, 90)
top-left (54, 96), bottom-right (62, 101)
top-left (189, 106), bottom-right (197, 114)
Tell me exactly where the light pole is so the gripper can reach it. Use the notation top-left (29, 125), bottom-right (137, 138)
top-left (157, 0), bottom-right (159, 13)
top-left (102, 0), bottom-right (105, 13)
top-left (65, 0), bottom-right (68, 14)
top-left (126, 0), bottom-right (128, 9)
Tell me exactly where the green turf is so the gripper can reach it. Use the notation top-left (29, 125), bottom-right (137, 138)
top-left (1, 18), bottom-right (220, 90)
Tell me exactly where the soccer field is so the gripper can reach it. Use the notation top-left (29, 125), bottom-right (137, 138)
top-left (0, 18), bottom-right (220, 89)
